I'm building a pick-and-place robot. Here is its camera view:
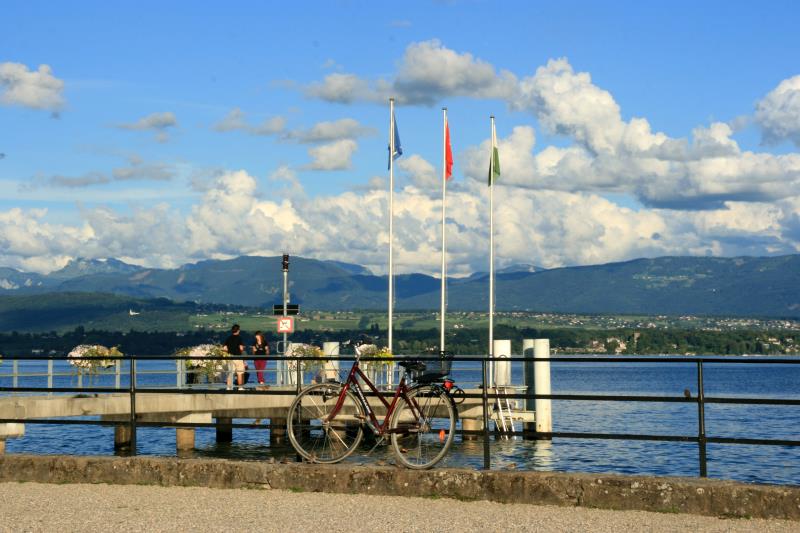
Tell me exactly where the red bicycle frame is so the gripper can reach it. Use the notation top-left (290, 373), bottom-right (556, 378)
top-left (329, 360), bottom-right (415, 435)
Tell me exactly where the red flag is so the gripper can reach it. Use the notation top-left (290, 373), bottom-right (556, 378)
top-left (445, 122), bottom-right (454, 180)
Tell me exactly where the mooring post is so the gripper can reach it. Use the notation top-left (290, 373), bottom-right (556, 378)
top-left (323, 342), bottom-right (339, 382)
top-left (534, 339), bottom-right (552, 438)
top-left (493, 340), bottom-right (511, 387)
top-left (216, 417), bottom-right (233, 443)
top-left (522, 338), bottom-right (535, 439)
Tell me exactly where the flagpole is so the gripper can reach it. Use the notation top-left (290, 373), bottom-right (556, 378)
top-left (388, 98), bottom-right (395, 355)
top-left (489, 116), bottom-right (495, 385)
top-left (440, 107), bottom-right (447, 354)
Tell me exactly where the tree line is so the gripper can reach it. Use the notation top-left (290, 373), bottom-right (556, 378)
top-left (0, 324), bottom-right (795, 356)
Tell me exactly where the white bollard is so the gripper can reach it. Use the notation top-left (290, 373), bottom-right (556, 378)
top-left (534, 338), bottom-right (553, 435)
top-left (493, 339), bottom-right (512, 387)
top-left (323, 342), bottom-right (340, 382)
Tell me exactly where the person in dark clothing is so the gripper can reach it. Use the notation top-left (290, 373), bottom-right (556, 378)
top-left (252, 330), bottom-right (269, 386)
top-left (223, 324), bottom-right (246, 389)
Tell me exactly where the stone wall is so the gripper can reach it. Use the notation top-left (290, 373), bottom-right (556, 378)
top-left (0, 455), bottom-right (798, 520)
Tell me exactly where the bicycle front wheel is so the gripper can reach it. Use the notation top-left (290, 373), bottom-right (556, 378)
top-left (287, 383), bottom-right (364, 463)
top-left (389, 385), bottom-right (456, 469)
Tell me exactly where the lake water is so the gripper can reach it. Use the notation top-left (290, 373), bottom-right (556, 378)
top-left (2, 356), bottom-right (799, 485)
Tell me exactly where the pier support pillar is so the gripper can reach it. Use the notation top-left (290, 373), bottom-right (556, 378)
top-left (216, 417), bottom-right (233, 443)
top-left (176, 428), bottom-right (195, 451)
top-left (114, 425), bottom-right (132, 449)
top-left (533, 339), bottom-right (552, 438)
top-left (0, 424), bottom-right (24, 453)
top-left (461, 419), bottom-right (483, 441)
top-left (270, 418), bottom-right (287, 445)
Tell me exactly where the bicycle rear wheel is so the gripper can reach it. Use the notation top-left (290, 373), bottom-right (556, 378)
top-left (287, 383), bottom-right (364, 463)
top-left (389, 384), bottom-right (456, 469)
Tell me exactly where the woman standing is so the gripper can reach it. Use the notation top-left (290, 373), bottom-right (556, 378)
top-left (252, 331), bottom-right (269, 386)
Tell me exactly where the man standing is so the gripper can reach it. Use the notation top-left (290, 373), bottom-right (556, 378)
top-left (223, 324), bottom-right (246, 390)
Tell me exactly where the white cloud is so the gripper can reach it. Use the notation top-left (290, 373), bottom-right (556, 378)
top-left (25, 156), bottom-right (176, 189)
top-left (117, 112), bottom-right (178, 142)
top-left (398, 154), bottom-right (440, 190)
top-left (213, 108), bottom-right (285, 136)
top-left (286, 118), bottom-right (375, 143)
top-left (305, 139), bottom-right (358, 170)
top-left (305, 73), bottom-right (388, 104)
top-left (755, 75), bottom-right (800, 147)
top-left (0, 62), bottom-right (65, 112)
top-left (4, 168), bottom-right (799, 276)
top-left (303, 40), bottom-right (516, 106)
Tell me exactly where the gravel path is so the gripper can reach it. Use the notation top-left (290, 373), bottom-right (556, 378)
top-left (0, 482), bottom-right (797, 533)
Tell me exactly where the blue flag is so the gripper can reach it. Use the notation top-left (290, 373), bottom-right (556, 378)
top-left (388, 113), bottom-right (402, 169)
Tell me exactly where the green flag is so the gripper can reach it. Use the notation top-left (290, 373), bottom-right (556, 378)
top-left (488, 121), bottom-right (500, 186)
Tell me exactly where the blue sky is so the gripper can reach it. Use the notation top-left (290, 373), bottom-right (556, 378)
top-left (1, 1), bottom-right (800, 275)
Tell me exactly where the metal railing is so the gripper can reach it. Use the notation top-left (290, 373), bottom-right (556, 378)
top-left (1, 353), bottom-right (799, 479)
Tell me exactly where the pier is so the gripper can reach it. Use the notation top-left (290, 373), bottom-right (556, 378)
top-left (0, 338), bottom-right (553, 455)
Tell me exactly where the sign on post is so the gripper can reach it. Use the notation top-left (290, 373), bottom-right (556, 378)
top-left (273, 304), bottom-right (299, 316)
top-left (277, 316), bottom-right (295, 334)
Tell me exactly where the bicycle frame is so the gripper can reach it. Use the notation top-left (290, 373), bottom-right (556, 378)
top-left (330, 360), bottom-right (415, 435)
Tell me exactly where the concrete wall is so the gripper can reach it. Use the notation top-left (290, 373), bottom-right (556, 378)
top-left (0, 455), bottom-right (798, 520)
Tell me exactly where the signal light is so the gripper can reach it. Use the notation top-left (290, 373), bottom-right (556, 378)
top-left (282, 253), bottom-right (289, 271)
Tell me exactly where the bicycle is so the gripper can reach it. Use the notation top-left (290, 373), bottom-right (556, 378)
top-left (286, 347), bottom-right (458, 469)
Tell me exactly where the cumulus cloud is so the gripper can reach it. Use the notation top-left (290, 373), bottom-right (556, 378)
top-left (305, 139), bottom-right (358, 170)
top-left (3, 167), bottom-right (799, 276)
top-left (0, 62), bottom-right (65, 112)
top-left (398, 154), bottom-right (438, 190)
top-left (213, 108), bottom-right (286, 136)
top-left (117, 112), bottom-right (178, 142)
top-left (755, 75), bottom-right (800, 147)
top-left (304, 40), bottom-right (516, 106)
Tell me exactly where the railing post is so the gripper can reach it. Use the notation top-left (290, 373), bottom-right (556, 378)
top-left (176, 359), bottom-right (182, 389)
top-left (481, 356), bottom-right (491, 470)
top-left (129, 356), bottom-right (137, 455)
top-left (12, 359), bottom-right (18, 390)
top-left (115, 359), bottom-right (121, 390)
top-left (697, 360), bottom-right (707, 477)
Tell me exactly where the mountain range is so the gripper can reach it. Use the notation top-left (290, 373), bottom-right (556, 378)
top-left (1, 254), bottom-right (799, 318)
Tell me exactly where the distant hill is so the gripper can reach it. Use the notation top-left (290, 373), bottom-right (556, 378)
top-left (0, 254), bottom-right (799, 318)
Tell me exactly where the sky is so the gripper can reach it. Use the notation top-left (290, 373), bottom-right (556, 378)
top-left (1, 1), bottom-right (800, 276)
